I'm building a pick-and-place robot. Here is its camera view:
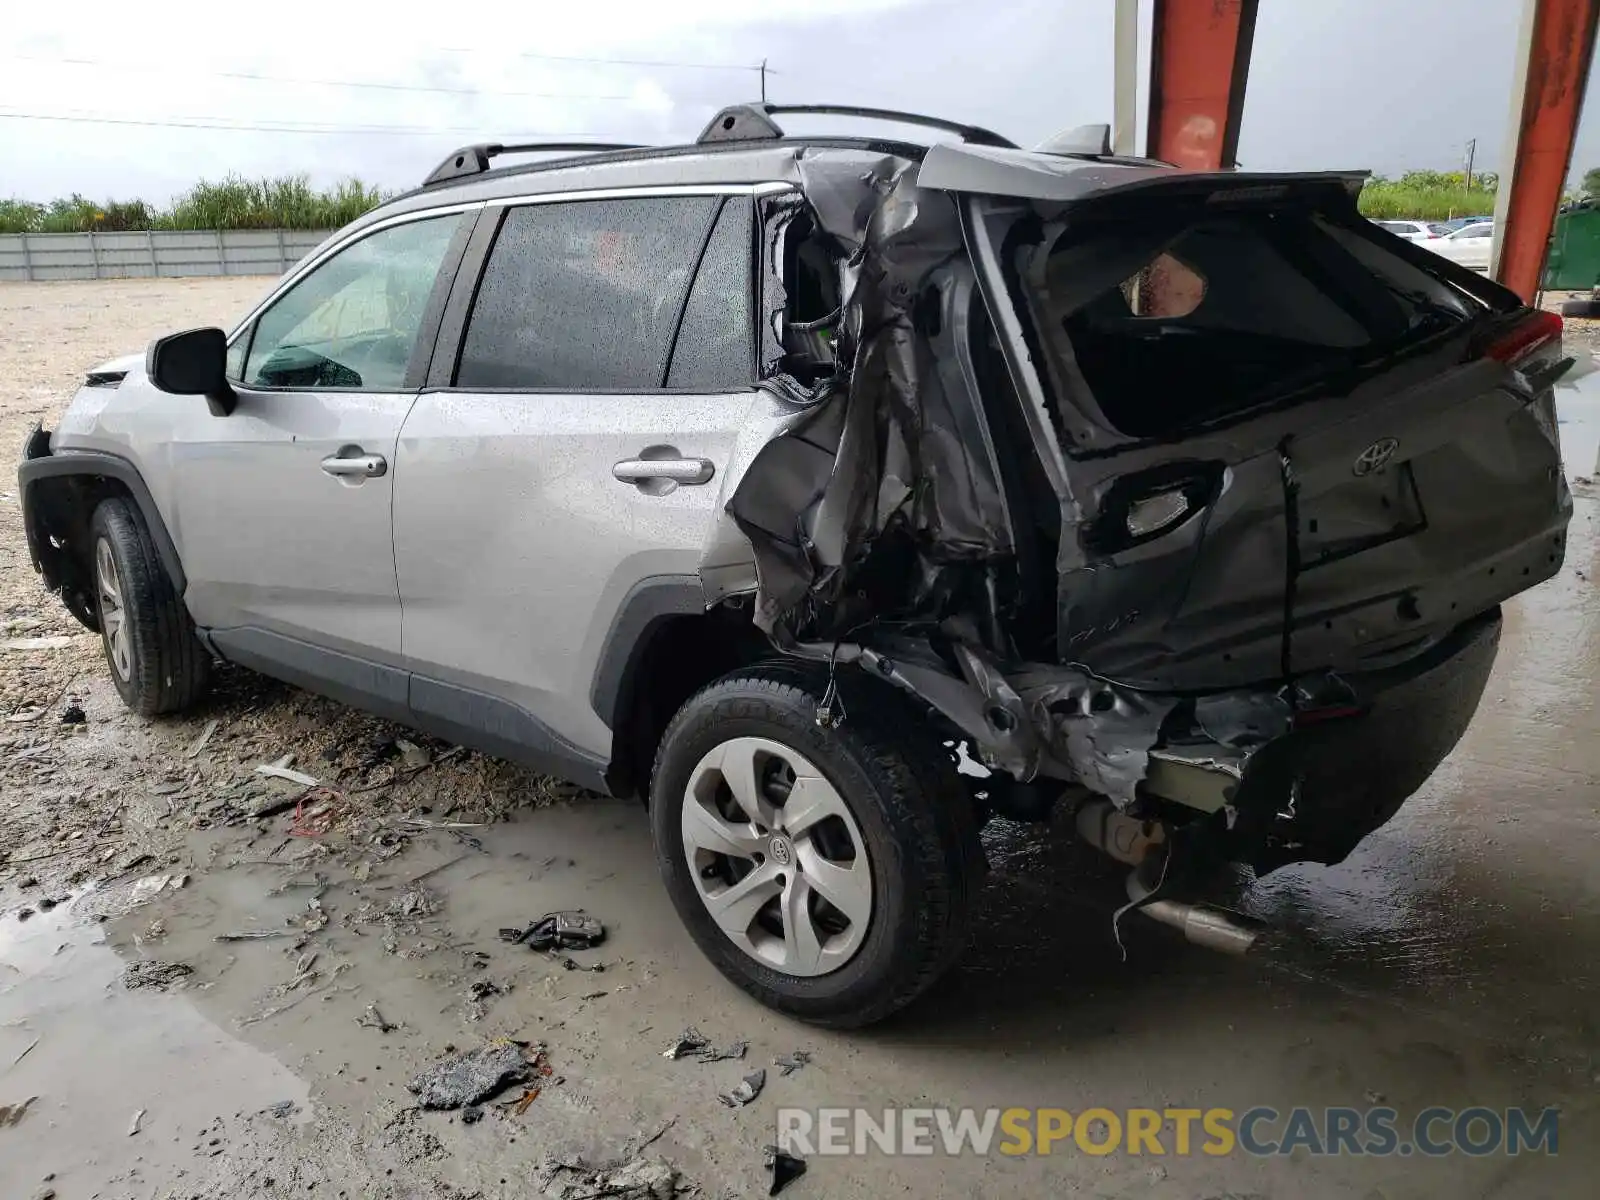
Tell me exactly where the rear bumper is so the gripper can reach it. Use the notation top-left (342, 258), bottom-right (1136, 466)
top-left (1228, 607), bottom-right (1503, 871)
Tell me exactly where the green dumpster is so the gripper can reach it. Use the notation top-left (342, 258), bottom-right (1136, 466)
top-left (1543, 201), bottom-right (1600, 291)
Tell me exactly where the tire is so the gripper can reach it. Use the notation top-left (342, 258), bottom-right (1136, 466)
top-left (89, 496), bottom-right (209, 715)
top-left (1560, 296), bottom-right (1600, 318)
top-left (650, 663), bottom-right (981, 1027)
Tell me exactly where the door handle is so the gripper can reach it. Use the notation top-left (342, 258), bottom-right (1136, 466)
top-left (320, 452), bottom-right (387, 479)
top-left (612, 457), bottom-right (715, 485)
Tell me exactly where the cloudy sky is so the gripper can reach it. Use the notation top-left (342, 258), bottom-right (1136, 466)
top-left (1, 0), bottom-right (1597, 203)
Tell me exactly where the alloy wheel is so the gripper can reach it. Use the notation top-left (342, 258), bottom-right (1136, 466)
top-left (96, 537), bottom-right (131, 682)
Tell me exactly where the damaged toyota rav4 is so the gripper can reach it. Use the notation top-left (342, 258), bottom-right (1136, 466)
top-left (20, 105), bottom-right (1573, 1026)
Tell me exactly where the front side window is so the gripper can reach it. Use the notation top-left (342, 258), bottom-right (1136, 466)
top-left (456, 196), bottom-right (720, 390)
top-left (242, 215), bottom-right (458, 390)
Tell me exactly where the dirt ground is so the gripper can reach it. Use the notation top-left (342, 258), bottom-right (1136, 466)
top-left (2, 278), bottom-right (1599, 1200)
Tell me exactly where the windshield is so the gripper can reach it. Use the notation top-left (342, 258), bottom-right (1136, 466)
top-left (1018, 206), bottom-right (1480, 439)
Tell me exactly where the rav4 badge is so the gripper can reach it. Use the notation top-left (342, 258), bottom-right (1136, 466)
top-left (1352, 437), bottom-right (1400, 476)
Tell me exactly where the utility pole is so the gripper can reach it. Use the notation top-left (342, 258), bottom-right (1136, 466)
top-left (1464, 137), bottom-right (1477, 191)
top-left (759, 59), bottom-right (768, 103)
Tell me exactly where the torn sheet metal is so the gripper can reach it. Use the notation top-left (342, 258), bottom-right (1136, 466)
top-left (727, 154), bottom-right (1013, 643)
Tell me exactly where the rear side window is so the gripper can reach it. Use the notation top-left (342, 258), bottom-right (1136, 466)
top-left (667, 198), bottom-right (754, 389)
top-left (1023, 207), bottom-right (1478, 439)
top-left (456, 197), bottom-right (717, 390)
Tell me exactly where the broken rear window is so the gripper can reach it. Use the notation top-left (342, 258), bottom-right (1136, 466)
top-left (1022, 207), bottom-right (1479, 439)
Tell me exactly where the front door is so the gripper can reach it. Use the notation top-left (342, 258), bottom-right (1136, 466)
top-left (169, 212), bottom-right (469, 661)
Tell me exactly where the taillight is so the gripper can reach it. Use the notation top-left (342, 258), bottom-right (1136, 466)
top-left (1481, 309), bottom-right (1563, 367)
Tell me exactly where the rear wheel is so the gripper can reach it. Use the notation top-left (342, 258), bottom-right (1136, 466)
top-left (90, 497), bottom-right (209, 715)
top-left (650, 665), bottom-right (980, 1027)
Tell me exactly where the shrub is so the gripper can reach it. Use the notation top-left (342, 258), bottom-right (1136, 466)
top-left (0, 176), bottom-right (386, 233)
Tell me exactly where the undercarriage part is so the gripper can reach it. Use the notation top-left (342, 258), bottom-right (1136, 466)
top-left (1073, 799), bottom-right (1166, 866)
top-left (856, 645), bottom-right (1045, 781)
top-left (973, 774), bottom-right (1065, 824)
top-left (1141, 747), bottom-right (1243, 814)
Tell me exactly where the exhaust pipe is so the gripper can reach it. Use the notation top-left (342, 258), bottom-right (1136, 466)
top-left (1074, 798), bottom-right (1261, 955)
top-left (1131, 896), bottom-right (1259, 955)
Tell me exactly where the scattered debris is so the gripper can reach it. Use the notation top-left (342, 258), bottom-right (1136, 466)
top-left (0, 635), bottom-right (76, 652)
top-left (661, 1027), bottom-right (747, 1063)
top-left (773, 1051), bottom-right (812, 1076)
top-left (289, 787), bottom-right (344, 838)
top-left (7, 1039), bottom-right (39, 1070)
top-left (540, 1156), bottom-right (687, 1200)
top-left (460, 1104), bottom-right (485, 1125)
top-left (127, 1107), bottom-right (146, 1136)
top-left (255, 756), bottom-right (320, 788)
top-left (121, 960), bottom-right (194, 991)
top-left (513, 1088), bottom-right (541, 1114)
top-left (718, 1068), bottom-right (766, 1108)
top-left (500, 910), bottom-right (606, 951)
top-left (464, 980), bottom-right (507, 1021)
top-left (262, 1100), bottom-right (298, 1119)
top-left (36, 897), bottom-right (58, 912)
top-left (185, 718), bottom-right (220, 759)
top-left (765, 1147), bottom-right (807, 1196)
top-left (58, 703), bottom-right (86, 725)
top-left (215, 929), bottom-right (298, 942)
top-left (0, 1097), bottom-right (36, 1127)
top-left (356, 1004), bottom-right (397, 1033)
top-left (408, 1042), bottom-right (539, 1110)
top-left (395, 737), bottom-right (431, 768)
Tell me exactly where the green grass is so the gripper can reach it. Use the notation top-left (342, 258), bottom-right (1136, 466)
top-left (0, 175), bottom-right (386, 234)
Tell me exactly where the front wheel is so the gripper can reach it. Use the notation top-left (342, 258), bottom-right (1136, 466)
top-left (650, 665), bottom-right (981, 1027)
top-left (90, 496), bottom-right (209, 715)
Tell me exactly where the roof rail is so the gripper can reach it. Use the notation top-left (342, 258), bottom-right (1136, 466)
top-left (423, 142), bottom-right (648, 186)
top-left (697, 103), bottom-right (1017, 149)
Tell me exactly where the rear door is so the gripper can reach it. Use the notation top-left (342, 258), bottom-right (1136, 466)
top-left (392, 188), bottom-right (771, 756)
top-left (954, 174), bottom-right (1569, 691)
top-left (172, 211), bottom-right (471, 661)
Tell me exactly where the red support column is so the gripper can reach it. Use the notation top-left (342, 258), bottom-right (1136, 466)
top-left (1146, 0), bottom-right (1260, 170)
top-left (1492, 0), bottom-right (1600, 301)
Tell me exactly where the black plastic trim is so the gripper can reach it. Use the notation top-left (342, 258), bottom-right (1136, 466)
top-left (208, 626), bottom-right (610, 794)
top-left (410, 677), bottom-right (609, 793)
top-left (18, 438), bottom-right (187, 594)
top-left (590, 575), bottom-right (707, 729)
top-left (401, 209), bottom-right (483, 390)
top-left (428, 206), bottom-right (505, 389)
top-left (209, 627), bottom-right (411, 723)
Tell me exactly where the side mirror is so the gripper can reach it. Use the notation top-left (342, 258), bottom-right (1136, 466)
top-left (146, 327), bottom-right (237, 417)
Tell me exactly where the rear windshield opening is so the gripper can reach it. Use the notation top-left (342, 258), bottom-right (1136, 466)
top-left (1024, 208), bottom-right (1481, 439)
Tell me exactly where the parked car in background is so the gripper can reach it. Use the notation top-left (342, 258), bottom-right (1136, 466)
top-left (1424, 221), bottom-right (1496, 270)
top-left (1437, 215), bottom-right (1495, 232)
top-left (1374, 219), bottom-right (1447, 242)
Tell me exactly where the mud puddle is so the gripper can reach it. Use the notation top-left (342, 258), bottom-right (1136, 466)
top-left (0, 885), bottom-right (311, 1198)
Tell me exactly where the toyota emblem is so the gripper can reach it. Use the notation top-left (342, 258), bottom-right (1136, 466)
top-left (768, 837), bottom-right (793, 867)
top-left (1352, 437), bottom-right (1399, 477)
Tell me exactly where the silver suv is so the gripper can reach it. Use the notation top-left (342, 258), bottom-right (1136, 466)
top-left (20, 104), bottom-right (1573, 1025)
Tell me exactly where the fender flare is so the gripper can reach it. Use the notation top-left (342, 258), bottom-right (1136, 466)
top-left (18, 433), bottom-right (187, 595)
top-left (589, 574), bottom-right (707, 729)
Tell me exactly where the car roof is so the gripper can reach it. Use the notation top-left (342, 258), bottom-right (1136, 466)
top-left (342, 102), bottom-right (1370, 239)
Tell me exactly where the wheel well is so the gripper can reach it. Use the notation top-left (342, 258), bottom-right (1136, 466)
top-left (607, 601), bottom-right (771, 801)
top-left (25, 473), bottom-right (137, 629)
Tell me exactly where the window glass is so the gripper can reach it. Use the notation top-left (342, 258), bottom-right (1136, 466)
top-left (667, 198), bottom-right (753, 389)
top-left (1026, 208), bottom-right (1477, 438)
top-left (225, 331), bottom-right (248, 381)
top-left (243, 216), bottom-right (457, 390)
top-left (457, 197), bottom-right (716, 390)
